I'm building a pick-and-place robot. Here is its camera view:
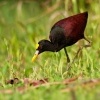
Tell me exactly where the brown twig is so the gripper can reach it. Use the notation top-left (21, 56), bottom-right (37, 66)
top-left (61, 78), bottom-right (100, 93)
top-left (1, 77), bottom-right (100, 94)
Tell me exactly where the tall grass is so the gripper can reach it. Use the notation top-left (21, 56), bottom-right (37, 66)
top-left (0, 0), bottom-right (100, 100)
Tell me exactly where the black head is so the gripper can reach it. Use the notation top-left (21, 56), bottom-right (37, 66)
top-left (32, 39), bottom-right (58, 62)
top-left (37, 40), bottom-right (51, 54)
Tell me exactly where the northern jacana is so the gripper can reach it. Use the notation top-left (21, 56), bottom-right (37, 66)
top-left (32, 12), bottom-right (90, 63)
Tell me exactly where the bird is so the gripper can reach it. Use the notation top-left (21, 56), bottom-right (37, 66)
top-left (32, 12), bottom-right (90, 63)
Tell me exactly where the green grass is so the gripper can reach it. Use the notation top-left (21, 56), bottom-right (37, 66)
top-left (0, 0), bottom-right (100, 100)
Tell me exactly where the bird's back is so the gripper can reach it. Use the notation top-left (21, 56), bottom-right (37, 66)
top-left (50, 12), bottom-right (88, 46)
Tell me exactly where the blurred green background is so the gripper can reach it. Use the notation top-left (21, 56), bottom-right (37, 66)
top-left (0, 0), bottom-right (100, 100)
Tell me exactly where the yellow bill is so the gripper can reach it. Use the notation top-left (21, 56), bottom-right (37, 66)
top-left (32, 50), bottom-right (39, 62)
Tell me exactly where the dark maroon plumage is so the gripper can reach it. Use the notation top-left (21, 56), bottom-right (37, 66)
top-left (50, 12), bottom-right (88, 47)
top-left (32, 12), bottom-right (89, 63)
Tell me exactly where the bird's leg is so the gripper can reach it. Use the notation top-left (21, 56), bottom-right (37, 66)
top-left (72, 37), bottom-right (91, 63)
top-left (66, 47), bottom-right (83, 71)
top-left (67, 38), bottom-right (91, 70)
top-left (72, 46), bottom-right (84, 64)
top-left (84, 37), bottom-right (91, 47)
top-left (64, 48), bottom-right (70, 63)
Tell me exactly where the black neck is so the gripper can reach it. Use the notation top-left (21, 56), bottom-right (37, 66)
top-left (44, 41), bottom-right (56, 52)
top-left (44, 40), bottom-right (64, 52)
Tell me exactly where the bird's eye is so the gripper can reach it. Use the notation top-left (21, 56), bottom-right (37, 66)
top-left (38, 45), bottom-right (42, 49)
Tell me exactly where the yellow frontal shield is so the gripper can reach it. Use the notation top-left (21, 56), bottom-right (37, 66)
top-left (35, 44), bottom-right (39, 49)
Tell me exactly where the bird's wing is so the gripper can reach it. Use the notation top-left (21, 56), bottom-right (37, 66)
top-left (50, 12), bottom-right (88, 38)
